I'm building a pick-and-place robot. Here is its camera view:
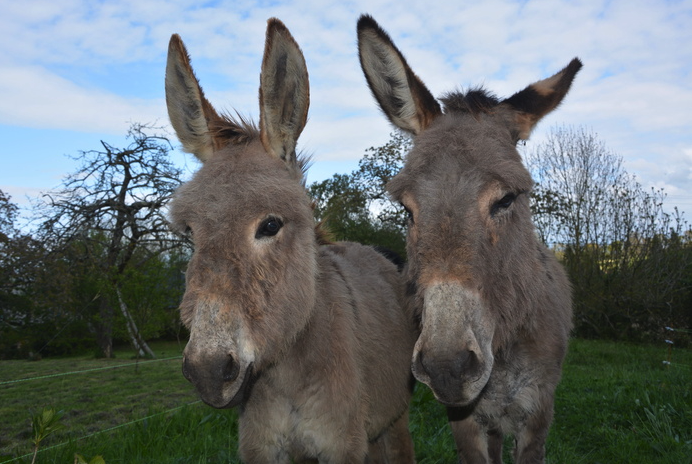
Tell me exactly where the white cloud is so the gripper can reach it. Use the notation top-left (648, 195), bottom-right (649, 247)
top-left (0, 0), bottom-right (690, 215)
top-left (0, 64), bottom-right (167, 134)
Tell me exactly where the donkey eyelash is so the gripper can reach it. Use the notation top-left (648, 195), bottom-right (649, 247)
top-left (399, 202), bottom-right (415, 224)
top-left (490, 192), bottom-right (518, 217)
top-left (177, 222), bottom-right (193, 237)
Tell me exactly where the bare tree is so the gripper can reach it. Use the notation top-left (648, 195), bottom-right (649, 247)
top-left (38, 123), bottom-right (186, 357)
top-left (524, 125), bottom-right (689, 339)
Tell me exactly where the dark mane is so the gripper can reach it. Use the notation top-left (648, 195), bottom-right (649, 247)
top-left (440, 88), bottom-right (500, 115)
top-left (210, 111), bottom-right (260, 145)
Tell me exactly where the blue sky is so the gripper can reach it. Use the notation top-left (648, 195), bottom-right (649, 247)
top-left (1, 0), bottom-right (691, 223)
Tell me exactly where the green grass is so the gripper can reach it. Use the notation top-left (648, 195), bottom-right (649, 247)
top-left (1, 339), bottom-right (690, 463)
top-left (548, 339), bottom-right (692, 464)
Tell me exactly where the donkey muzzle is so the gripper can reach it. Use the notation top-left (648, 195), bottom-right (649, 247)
top-left (412, 282), bottom-right (495, 406)
top-left (182, 353), bottom-right (255, 408)
top-left (414, 347), bottom-right (485, 406)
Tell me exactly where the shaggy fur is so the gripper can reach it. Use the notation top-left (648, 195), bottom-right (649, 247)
top-left (358, 14), bottom-right (579, 464)
top-left (166, 18), bottom-right (418, 463)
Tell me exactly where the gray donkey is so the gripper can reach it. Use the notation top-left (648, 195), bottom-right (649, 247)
top-left (166, 18), bottom-right (417, 464)
top-left (357, 14), bottom-right (578, 464)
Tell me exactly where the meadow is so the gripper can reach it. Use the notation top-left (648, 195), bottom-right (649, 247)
top-left (1, 338), bottom-right (690, 463)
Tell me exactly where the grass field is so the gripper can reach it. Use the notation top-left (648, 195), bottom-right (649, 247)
top-left (1, 338), bottom-right (690, 463)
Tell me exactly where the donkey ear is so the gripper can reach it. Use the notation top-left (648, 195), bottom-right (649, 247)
top-left (259, 18), bottom-right (309, 168)
top-left (165, 34), bottom-right (222, 162)
top-left (357, 14), bottom-right (441, 135)
top-left (502, 58), bottom-right (583, 141)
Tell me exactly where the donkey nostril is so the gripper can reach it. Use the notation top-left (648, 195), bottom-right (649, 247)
top-left (457, 349), bottom-right (480, 377)
top-left (222, 355), bottom-right (240, 382)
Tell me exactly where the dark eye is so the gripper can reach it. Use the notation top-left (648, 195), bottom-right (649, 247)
top-left (402, 205), bottom-right (414, 224)
top-left (256, 216), bottom-right (283, 238)
top-left (491, 193), bottom-right (517, 216)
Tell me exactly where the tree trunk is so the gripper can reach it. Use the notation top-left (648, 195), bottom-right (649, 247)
top-left (95, 298), bottom-right (114, 358)
top-left (115, 287), bottom-right (156, 358)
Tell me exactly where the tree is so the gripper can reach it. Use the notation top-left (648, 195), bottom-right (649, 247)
top-left (353, 131), bottom-right (412, 230)
top-left (524, 125), bottom-right (690, 339)
top-left (0, 191), bottom-right (27, 357)
top-left (37, 123), bottom-right (186, 358)
top-left (309, 132), bottom-right (410, 258)
top-left (0, 189), bottom-right (18, 243)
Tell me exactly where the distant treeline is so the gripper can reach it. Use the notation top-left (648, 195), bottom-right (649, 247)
top-left (1, 125), bottom-right (690, 359)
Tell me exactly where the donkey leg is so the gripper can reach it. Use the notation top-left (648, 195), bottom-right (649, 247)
top-left (367, 410), bottom-right (416, 464)
top-left (238, 416), bottom-right (292, 464)
top-left (513, 403), bottom-right (553, 464)
top-left (317, 427), bottom-right (369, 464)
top-left (487, 429), bottom-right (504, 464)
top-left (448, 408), bottom-right (490, 464)
top-left (239, 443), bottom-right (291, 464)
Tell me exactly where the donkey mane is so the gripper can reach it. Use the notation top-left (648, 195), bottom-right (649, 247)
top-left (210, 111), bottom-right (313, 183)
top-left (440, 88), bottom-right (500, 116)
top-left (209, 111), bottom-right (260, 145)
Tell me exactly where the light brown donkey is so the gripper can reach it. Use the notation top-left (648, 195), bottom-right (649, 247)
top-left (357, 15), bottom-right (578, 464)
top-left (166, 19), bottom-right (417, 464)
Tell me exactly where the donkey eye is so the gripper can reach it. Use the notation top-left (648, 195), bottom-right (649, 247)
top-left (181, 224), bottom-right (193, 237)
top-left (491, 193), bottom-right (517, 216)
top-left (256, 216), bottom-right (284, 238)
top-left (401, 204), bottom-right (414, 224)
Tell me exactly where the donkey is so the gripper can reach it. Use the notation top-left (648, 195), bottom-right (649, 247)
top-left (166, 18), bottom-right (417, 464)
top-left (357, 15), bottom-right (578, 464)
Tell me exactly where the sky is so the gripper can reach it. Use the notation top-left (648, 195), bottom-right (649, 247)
top-left (1, 0), bottom-right (691, 226)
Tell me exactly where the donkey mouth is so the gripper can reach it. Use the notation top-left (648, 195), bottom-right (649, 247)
top-left (432, 390), bottom-right (480, 408)
top-left (193, 363), bottom-right (257, 409)
top-left (214, 363), bottom-right (256, 409)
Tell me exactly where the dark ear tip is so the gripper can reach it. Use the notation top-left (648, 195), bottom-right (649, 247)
top-left (567, 57), bottom-right (584, 75)
top-left (168, 34), bottom-right (184, 51)
top-left (267, 17), bottom-right (288, 34)
top-left (357, 14), bottom-right (379, 32)
top-left (167, 34), bottom-right (191, 66)
top-left (266, 17), bottom-right (299, 48)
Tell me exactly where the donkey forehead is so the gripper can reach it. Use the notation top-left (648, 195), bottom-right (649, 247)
top-left (388, 114), bottom-right (533, 201)
top-left (171, 144), bottom-right (308, 226)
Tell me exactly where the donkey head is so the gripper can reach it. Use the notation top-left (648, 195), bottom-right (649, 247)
top-left (166, 19), bottom-right (316, 408)
top-left (358, 15), bottom-right (581, 406)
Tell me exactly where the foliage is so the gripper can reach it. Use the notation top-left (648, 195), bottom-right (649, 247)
top-left (0, 189), bottom-right (18, 243)
top-left (30, 408), bottom-right (64, 464)
top-left (309, 132), bottom-right (411, 258)
top-left (524, 125), bottom-right (691, 341)
top-left (1, 340), bottom-right (690, 463)
top-left (74, 454), bottom-right (105, 464)
top-left (0, 191), bottom-right (61, 359)
top-left (112, 250), bottom-right (188, 344)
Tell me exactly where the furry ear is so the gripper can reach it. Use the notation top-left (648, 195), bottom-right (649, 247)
top-left (259, 18), bottom-right (309, 170)
top-left (357, 14), bottom-right (441, 135)
top-left (503, 58), bottom-right (583, 141)
top-left (165, 34), bottom-right (222, 162)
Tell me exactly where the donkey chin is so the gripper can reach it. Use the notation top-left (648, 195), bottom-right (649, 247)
top-left (411, 282), bottom-right (495, 407)
top-left (182, 349), bottom-right (256, 409)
